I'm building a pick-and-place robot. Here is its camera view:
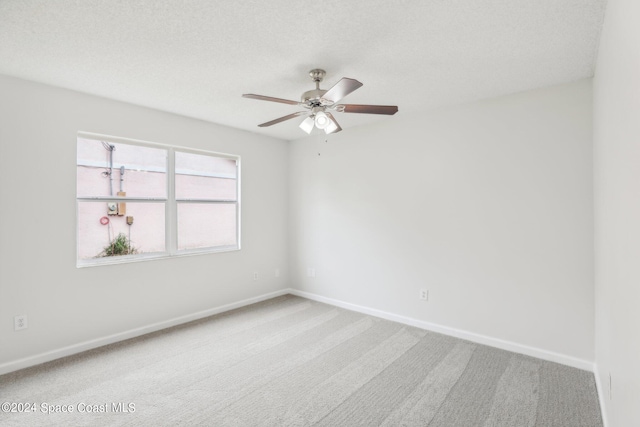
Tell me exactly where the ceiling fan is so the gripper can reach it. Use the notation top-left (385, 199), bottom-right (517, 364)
top-left (242, 69), bottom-right (398, 135)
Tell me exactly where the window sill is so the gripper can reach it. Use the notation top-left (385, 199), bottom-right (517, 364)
top-left (76, 245), bottom-right (240, 268)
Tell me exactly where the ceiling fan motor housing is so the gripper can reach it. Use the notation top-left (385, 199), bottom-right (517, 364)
top-left (301, 88), bottom-right (328, 105)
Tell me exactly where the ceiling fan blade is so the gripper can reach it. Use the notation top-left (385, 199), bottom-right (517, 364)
top-left (258, 111), bottom-right (308, 127)
top-left (243, 93), bottom-right (301, 106)
top-left (321, 78), bottom-right (363, 104)
top-left (324, 112), bottom-right (342, 134)
top-left (337, 104), bottom-right (398, 115)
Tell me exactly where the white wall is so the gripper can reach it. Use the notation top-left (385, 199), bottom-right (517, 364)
top-left (0, 75), bottom-right (289, 370)
top-left (289, 79), bottom-right (594, 366)
top-left (0, 69), bottom-right (600, 386)
top-left (593, 0), bottom-right (640, 424)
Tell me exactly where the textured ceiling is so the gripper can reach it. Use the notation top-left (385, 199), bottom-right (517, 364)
top-left (0, 0), bottom-right (606, 141)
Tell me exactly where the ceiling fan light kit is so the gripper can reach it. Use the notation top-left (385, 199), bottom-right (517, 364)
top-left (299, 116), bottom-right (315, 134)
top-left (243, 69), bottom-right (398, 135)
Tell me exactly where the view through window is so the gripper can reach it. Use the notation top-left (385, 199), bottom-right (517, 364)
top-left (76, 134), bottom-right (240, 266)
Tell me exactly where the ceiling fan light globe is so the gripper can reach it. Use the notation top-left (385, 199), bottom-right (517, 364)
top-left (314, 111), bottom-right (330, 129)
top-left (299, 116), bottom-right (315, 134)
top-left (324, 119), bottom-right (338, 134)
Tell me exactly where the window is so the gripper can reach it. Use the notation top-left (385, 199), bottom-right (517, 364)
top-left (76, 133), bottom-right (240, 267)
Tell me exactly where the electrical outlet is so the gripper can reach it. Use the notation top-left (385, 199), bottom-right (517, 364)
top-left (419, 289), bottom-right (429, 301)
top-left (14, 315), bottom-right (28, 331)
top-left (275, 268), bottom-right (280, 278)
top-left (307, 267), bottom-right (316, 278)
top-left (253, 272), bottom-right (258, 281)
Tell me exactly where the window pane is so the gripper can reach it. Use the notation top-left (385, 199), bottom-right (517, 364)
top-left (77, 202), bottom-right (166, 259)
top-left (175, 151), bottom-right (237, 200)
top-left (175, 175), bottom-right (237, 201)
top-left (77, 137), bottom-right (167, 198)
top-left (177, 203), bottom-right (237, 250)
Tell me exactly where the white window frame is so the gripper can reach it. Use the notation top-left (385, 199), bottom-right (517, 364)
top-left (76, 132), bottom-right (241, 268)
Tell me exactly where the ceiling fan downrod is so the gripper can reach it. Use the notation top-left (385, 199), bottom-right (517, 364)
top-left (302, 69), bottom-right (327, 105)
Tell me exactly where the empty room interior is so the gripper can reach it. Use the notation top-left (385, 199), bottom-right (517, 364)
top-left (0, 1), bottom-right (638, 426)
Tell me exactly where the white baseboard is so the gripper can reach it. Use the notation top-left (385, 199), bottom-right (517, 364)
top-left (288, 288), bottom-right (595, 372)
top-left (0, 289), bottom-right (290, 376)
top-left (1, 287), bottom-right (595, 377)
top-left (593, 364), bottom-right (610, 427)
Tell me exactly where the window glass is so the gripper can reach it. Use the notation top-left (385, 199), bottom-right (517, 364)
top-left (77, 138), bottom-right (167, 198)
top-left (175, 151), bottom-right (237, 200)
top-left (177, 203), bottom-right (237, 250)
top-left (77, 202), bottom-right (166, 259)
